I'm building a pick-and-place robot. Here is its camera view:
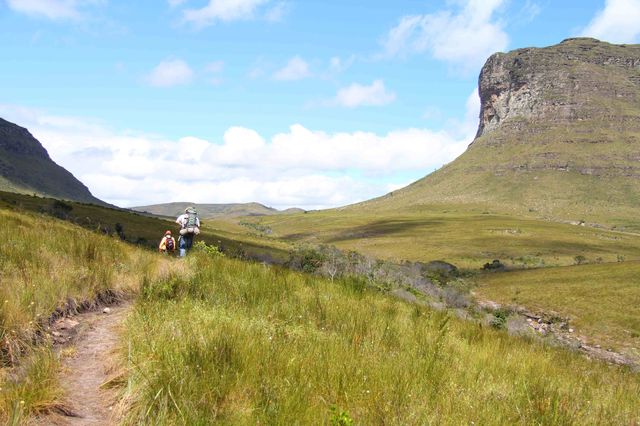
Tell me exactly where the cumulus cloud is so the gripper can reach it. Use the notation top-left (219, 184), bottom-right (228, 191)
top-left (381, 0), bottom-right (509, 71)
top-left (146, 59), bottom-right (194, 87)
top-left (273, 56), bottom-right (312, 81)
top-left (5, 0), bottom-right (102, 20)
top-left (0, 104), bottom-right (476, 209)
top-left (334, 80), bottom-right (396, 108)
top-left (181, 0), bottom-right (270, 27)
top-left (580, 0), bottom-right (640, 43)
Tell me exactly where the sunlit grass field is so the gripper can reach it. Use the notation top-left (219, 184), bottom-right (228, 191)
top-left (0, 207), bottom-right (164, 422)
top-left (121, 253), bottom-right (640, 425)
top-left (2, 200), bottom-right (640, 424)
top-left (477, 261), bottom-right (640, 357)
top-left (213, 206), bottom-right (640, 269)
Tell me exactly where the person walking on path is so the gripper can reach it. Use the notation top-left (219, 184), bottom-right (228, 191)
top-left (175, 206), bottom-right (200, 257)
top-left (158, 230), bottom-right (176, 255)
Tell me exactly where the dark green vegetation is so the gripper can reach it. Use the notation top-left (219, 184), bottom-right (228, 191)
top-left (0, 118), bottom-right (105, 205)
top-left (357, 38), bottom-right (640, 231)
top-left (133, 201), bottom-right (304, 219)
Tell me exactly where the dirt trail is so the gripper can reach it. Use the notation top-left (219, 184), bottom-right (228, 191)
top-left (35, 304), bottom-right (130, 426)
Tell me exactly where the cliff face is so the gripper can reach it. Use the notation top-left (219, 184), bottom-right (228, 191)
top-left (0, 118), bottom-right (105, 205)
top-left (476, 38), bottom-right (640, 138)
top-left (357, 38), bottom-right (640, 228)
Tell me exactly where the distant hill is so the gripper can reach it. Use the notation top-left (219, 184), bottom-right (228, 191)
top-left (133, 201), bottom-right (305, 219)
top-left (0, 117), bottom-right (105, 205)
top-left (358, 38), bottom-right (640, 228)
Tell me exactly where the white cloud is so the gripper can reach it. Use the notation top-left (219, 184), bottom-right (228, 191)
top-left (381, 0), bottom-right (509, 71)
top-left (334, 80), bottom-right (396, 108)
top-left (146, 59), bottom-right (194, 87)
top-left (181, 0), bottom-right (269, 27)
top-left (328, 55), bottom-right (356, 75)
top-left (580, 0), bottom-right (640, 43)
top-left (264, 1), bottom-right (289, 22)
top-left (273, 56), bottom-right (311, 81)
top-left (5, 0), bottom-right (102, 20)
top-left (0, 104), bottom-right (475, 209)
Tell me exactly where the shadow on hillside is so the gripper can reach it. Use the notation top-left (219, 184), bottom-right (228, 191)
top-left (323, 219), bottom-right (442, 243)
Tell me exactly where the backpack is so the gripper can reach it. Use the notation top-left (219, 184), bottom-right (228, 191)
top-left (179, 208), bottom-right (200, 235)
top-left (166, 237), bottom-right (175, 252)
top-left (186, 210), bottom-right (198, 227)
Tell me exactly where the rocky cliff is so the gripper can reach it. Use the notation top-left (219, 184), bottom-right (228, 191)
top-left (0, 117), bottom-right (105, 205)
top-left (476, 38), bottom-right (640, 138)
top-left (359, 38), bottom-right (640, 229)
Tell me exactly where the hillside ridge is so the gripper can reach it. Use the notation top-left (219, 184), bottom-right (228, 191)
top-left (134, 201), bottom-right (305, 218)
top-left (0, 117), bottom-right (105, 205)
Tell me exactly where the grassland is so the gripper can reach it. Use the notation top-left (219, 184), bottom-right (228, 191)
top-left (0, 190), bottom-right (288, 262)
top-left (477, 261), bottom-right (640, 357)
top-left (1, 198), bottom-right (640, 423)
top-left (225, 206), bottom-right (640, 269)
top-left (121, 252), bottom-right (640, 424)
top-left (209, 207), bottom-right (640, 358)
top-left (0, 206), bottom-right (171, 422)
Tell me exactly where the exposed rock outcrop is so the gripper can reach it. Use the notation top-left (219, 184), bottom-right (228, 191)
top-left (476, 38), bottom-right (640, 138)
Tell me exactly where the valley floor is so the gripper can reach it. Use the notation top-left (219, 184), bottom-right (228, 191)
top-left (2, 202), bottom-right (640, 424)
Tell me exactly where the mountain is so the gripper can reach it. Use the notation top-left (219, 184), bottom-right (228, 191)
top-left (133, 201), bottom-right (305, 219)
top-left (0, 117), bottom-right (105, 205)
top-left (360, 38), bottom-right (640, 228)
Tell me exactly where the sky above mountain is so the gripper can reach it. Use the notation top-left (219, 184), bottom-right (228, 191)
top-left (1, 0), bottom-right (640, 208)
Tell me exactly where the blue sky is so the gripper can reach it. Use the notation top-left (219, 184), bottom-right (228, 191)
top-left (1, 0), bottom-right (640, 208)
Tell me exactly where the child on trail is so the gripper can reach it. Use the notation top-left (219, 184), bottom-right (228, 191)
top-left (158, 230), bottom-right (176, 255)
top-left (175, 206), bottom-right (200, 257)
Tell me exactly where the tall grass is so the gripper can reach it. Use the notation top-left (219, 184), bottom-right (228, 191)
top-left (0, 208), bottom-right (163, 421)
top-left (122, 253), bottom-right (640, 424)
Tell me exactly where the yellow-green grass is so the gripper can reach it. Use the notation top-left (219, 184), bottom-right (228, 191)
top-left (121, 253), bottom-right (640, 425)
top-left (0, 190), bottom-right (289, 262)
top-left (232, 207), bottom-right (640, 269)
top-left (0, 207), bottom-right (168, 421)
top-left (476, 261), bottom-right (640, 357)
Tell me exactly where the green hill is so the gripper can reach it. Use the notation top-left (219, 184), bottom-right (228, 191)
top-left (358, 38), bottom-right (640, 230)
top-left (133, 201), bottom-right (304, 219)
top-left (0, 117), bottom-right (105, 206)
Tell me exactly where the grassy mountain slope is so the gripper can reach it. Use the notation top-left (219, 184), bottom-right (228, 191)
top-left (357, 38), bottom-right (640, 230)
top-left (133, 201), bottom-right (304, 219)
top-left (0, 118), bottom-right (105, 206)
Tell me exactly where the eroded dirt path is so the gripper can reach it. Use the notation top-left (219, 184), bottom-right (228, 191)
top-left (36, 304), bottom-right (130, 425)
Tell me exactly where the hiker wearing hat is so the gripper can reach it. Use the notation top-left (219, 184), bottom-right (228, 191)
top-left (175, 207), bottom-right (200, 257)
top-left (158, 230), bottom-right (176, 255)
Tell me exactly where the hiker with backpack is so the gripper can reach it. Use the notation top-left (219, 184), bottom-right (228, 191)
top-left (175, 206), bottom-right (200, 257)
top-left (158, 230), bottom-right (176, 255)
